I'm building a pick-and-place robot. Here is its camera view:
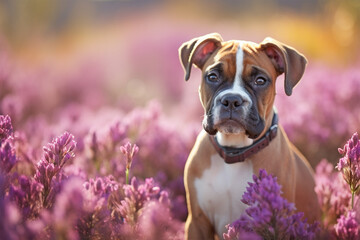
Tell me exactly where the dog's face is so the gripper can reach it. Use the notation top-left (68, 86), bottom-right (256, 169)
top-left (179, 33), bottom-right (307, 139)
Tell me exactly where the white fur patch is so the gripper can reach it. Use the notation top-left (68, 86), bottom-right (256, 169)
top-left (216, 131), bottom-right (253, 148)
top-left (194, 154), bottom-right (253, 238)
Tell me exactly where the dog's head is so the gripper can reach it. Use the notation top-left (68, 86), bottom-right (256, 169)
top-left (179, 33), bottom-right (307, 139)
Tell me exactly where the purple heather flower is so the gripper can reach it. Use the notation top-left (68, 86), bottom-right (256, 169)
top-left (223, 224), bottom-right (262, 240)
top-left (109, 121), bottom-right (128, 145)
top-left (0, 115), bottom-right (17, 174)
top-left (34, 158), bottom-right (66, 209)
top-left (0, 139), bottom-right (17, 174)
top-left (337, 132), bottom-right (360, 177)
top-left (34, 132), bottom-right (77, 209)
top-left (43, 132), bottom-right (77, 168)
top-left (88, 131), bottom-right (99, 158)
top-left (137, 199), bottom-right (184, 240)
top-left (51, 177), bottom-right (85, 240)
top-left (83, 175), bottom-right (119, 199)
top-left (0, 173), bottom-right (5, 198)
top-left (117, 177), bottom-right (161, 225)
top-left (336, 132), bottom-right (360, 208)
top-left (120, 142), bottom-right (139, 184)
top-left (120, 142), bottom-right (139, 171)
top-left (223, 224), bottom-right (238, 240)
top-left (0, 115), bottom-right (13, 144)
top-left (225, 169), bottom-right (319, 240)
top-left (355, 197), bottom-right (360, 223)
top-left (334, 211), bottom-right (359, 240)
top-left (8, 175), bottom-right (43, 219)
top-left (315, 159), bottom-right (351, 226)
top-left (78, 176), bottom-right (117, 239)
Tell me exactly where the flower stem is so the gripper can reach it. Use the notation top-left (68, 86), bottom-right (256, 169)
top-left (352, 191), bottom-right (355, 210)
top-left (126, 168), bottom-right (129, 185)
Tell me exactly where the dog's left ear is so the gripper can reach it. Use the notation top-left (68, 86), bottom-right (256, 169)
top-left (260, 38), bottom-right (307, 96)
top-left (179, 33), bottom-right (223, 81)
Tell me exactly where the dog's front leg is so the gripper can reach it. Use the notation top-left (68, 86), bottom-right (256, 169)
top-left (184, 166), bottom-right (215, 240)
top-left (185, 210), bottom-right (215, 240)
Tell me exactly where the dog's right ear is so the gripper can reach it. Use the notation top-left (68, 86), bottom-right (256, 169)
top-left (179, 33), bottom-right (223, 81)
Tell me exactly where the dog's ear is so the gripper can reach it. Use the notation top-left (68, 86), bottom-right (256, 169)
top-left (179, 33), bottom-right (223, 81)
top-left (260, 37), bottom-right (307, 96)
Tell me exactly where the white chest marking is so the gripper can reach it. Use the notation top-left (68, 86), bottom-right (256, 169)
top-left (194, 154), bottom-right (253, 238)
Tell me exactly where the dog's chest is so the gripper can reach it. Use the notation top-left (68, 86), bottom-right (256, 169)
top-left (194, 154), bottom-right (253, 237)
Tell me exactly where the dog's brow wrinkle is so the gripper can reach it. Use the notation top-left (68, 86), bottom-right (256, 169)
top-left (223, 45), bottom-right (233, 52)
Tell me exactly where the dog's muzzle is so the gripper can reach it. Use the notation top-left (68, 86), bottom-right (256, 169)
top-left (214, 93), bottom-right (250, 131)
top-left (203, 93), bottom-right (265, 139)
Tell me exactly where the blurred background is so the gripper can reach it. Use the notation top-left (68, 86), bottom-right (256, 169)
top-left (0, 0), bottom-right (359, 166)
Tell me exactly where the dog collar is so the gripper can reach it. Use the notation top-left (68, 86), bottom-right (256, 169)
top-left (209, 112), bottom-right (278, 164)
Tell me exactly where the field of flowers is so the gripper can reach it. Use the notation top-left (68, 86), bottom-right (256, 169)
top-left (1, 1), bottom-right (360, 239)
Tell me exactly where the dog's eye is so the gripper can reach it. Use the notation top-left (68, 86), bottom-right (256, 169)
top-left (206, 72), bottom-right (219, 82)
top-left (255, 77), bottom-right (267, 85)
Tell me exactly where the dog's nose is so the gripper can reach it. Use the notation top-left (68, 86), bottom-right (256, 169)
top-left (220, 94), bottom-right (244, 109)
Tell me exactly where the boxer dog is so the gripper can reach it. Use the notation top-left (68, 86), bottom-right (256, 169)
top-left (179, 33), bottom-right (319, 240)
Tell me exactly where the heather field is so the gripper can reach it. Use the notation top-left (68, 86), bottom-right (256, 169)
top-left (1, 1), bottom-right (360, 239)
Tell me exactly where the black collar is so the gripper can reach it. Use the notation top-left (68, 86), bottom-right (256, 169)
top-left (209, 112), bottom-right (278, 164)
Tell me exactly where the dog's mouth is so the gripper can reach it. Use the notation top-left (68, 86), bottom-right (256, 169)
top-left (203, 113), bottom-right (265, 139)
top-left (214, 119), bottom-right (246, 135)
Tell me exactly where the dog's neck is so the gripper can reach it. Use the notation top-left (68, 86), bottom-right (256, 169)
top-left (215, 132), bottom-right (253, 148)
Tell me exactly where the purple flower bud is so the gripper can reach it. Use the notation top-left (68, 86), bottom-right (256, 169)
top-left (109, 121), bottom-right (127, 143)
top-left (0, 140), bottom-right (17, 173)
top-left (105, 184), bottom-right (112, 193)
top-left (131, 176), bottom-right (138, 190)
top-left (349, 141), bottom-right (354, 150)
top-left (40, 132), bottom-right (77, 167)
top-left (54, 143), bottom-right (60, 155)
top-left (119, 145), bottom-right (127, 155)
top-left (68, 142), bottom-right (76, 152)
top-left (95, 178), bottom-right (103, 192)
top-left (19, 175), bottom-right (30, 192)
top-left (0, 115), bottom-right (13, 143)
top-left (54, 155), bottom-right (60, 165)
top-left (339, 147), bottom-right (345, 155)
top-left (120, 142), bottom-right (139, 170)
top-left (223, 224), bottom-right (237, 240)
top-left (336, 132), bottom-right (360, 195)
top-left (44, 152), bottom-right (50, 162)
top-left (83, 182), bottom-right (90, 190)
top-left (63, 153), bottom-right (71, 164)
top-left (61, 133), bottom-right (70, 146)
top-left (353, 133), bottom-right (359, 144)
top-left (159, 191), bottom-right (170, 206)
top-left (335, 211), bottom-right (359, 240)
top-left (46, 163), bottom-right (55, 179)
